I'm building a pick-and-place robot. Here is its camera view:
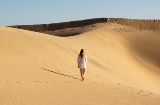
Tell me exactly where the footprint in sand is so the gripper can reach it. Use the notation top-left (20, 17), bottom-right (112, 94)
top-left (128, 87), bottom-right (132, 89)
top-left (35, 81), bottom-right (40, 83)
top-left (63, 74), bottom-right (67, 76)
top-left (96, 75), bottom-right (100, 77)
top-left (16, 81), bottom-right (21, 83)
top-left (42, 68), bottom-right (46, 70)
top-left (139, 90), bottom-right (143, 92)
top-left (149, 93), bottom-right (154, 95)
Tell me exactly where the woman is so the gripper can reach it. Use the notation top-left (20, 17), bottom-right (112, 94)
top-left (77, 49), bottom-right (87, 81)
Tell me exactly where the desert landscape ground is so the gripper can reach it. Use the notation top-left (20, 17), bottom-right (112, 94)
top-left (0, 18), bottom-right (160, 105)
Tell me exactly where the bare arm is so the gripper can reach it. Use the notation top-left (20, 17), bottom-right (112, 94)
top-left (77, 55), bottom-right (80, 64)
top-left (77, 55), bottom-right (80, 68)
top-left (85, 56), bottom-right (87, 63)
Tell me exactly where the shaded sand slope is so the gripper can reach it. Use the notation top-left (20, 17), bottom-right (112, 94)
top-left (0, 22), bottom-right (160, 105)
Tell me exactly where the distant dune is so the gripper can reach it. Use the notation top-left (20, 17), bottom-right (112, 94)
top-left (1, 18), bottom-right (160, 105)
top-left (9, 18), bottom-right (160, 36)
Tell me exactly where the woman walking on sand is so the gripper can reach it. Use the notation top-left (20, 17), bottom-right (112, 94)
top-left (77, 49), bottom-right (87, 81)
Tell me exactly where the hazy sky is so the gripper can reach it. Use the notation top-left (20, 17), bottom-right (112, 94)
top-left (0, 0), bottom-right (160, 26)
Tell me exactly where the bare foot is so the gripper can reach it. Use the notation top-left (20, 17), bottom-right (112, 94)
top-left (81, 76), bottom-right (84, 81)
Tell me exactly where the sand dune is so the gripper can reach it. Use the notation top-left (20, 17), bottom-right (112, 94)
top-left (9, 18), bottom-right (160, 36)
top-left (1, 18), bottom-right (160, 105)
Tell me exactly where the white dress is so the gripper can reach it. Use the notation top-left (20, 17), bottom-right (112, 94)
top-left (77, 55), bottom-right (87, 69)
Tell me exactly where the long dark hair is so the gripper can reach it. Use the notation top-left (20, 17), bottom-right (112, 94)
top-left (79, 49), bottom-right (85, 58)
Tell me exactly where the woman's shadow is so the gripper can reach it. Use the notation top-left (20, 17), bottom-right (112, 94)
top-left (41, 68), bottom-right (78, 80)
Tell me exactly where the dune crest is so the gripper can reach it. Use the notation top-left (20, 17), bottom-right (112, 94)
top-left (9, 18), bottom-right (160, 36)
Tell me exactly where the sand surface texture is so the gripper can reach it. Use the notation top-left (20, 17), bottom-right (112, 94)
top-left (1, 18), bottom-right (160, 105)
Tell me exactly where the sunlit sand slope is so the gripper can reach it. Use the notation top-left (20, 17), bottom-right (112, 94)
top-left (1, 21), bottom-right (160, 105)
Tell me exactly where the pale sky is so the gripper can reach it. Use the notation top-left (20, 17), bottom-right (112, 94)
top-left (0, 0), bottom-right (160, 26)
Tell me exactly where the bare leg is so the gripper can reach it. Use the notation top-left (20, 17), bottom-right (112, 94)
top-left (82, 68), bottom-right (85, 76)
top-left (80, 69), bottom-right (84, 81)
top-left (81, 68), bottom-right (85, 81)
